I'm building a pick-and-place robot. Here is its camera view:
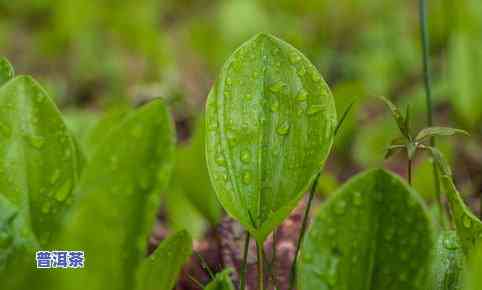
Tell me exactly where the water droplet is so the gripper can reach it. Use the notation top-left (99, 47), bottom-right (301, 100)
top-left (26, 135), bottom-right (45, 149)
top-left (311, 69), bottom-right (321, 82)
top-left (215, 153), bottom-right (226, 166)
top-left (353, 191), bottom-right (362, 206)
top-left (463, 215), bottom-right (472, 228)
top-left (289, 52), bottom-right (301, 64)
top-left (334, 200), bottom-right (346, 215)
top-left (270, 99), bottom-right (279, 112)
top-left (240, 150), bottom-right (251, 163)
top-left (297, 65), bottom-right (306, 76)
top-left (296, 89), bottom-right (307, 101)
top-left (307, 105), bottom-right (324, 115)
top-left (270, 81), bottom-right (286, 93)
top-left (276, 121), bottom-right (290, 135)
top-left (50, 169), bottom-right (60, 185)
top-left (242, 172), bottom-right (252, 184)
top-left (443, 236), bottom-right (459, 250)
top-left (244, 94), bottom-right (252, 101)
top-left (0, 122), bottom-right (11, 137)
top-left (41, 202), bottom-right (50, 214)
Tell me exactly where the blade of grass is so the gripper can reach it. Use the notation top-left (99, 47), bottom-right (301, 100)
top-left (419, 0), bottom-right (444, 227)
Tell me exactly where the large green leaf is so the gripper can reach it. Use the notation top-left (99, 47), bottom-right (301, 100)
top-left (56, 99), bottom-right (175, 290)
top-left (205, 33), bottom-right (336, 243)
top-left (464, 242), bottom-right (482, 290)
top-left (0, 58), bottom-right (14, 86)
top-left (0, 76), bottom-right (82, 245)
top-left (298, 169), bottom-right (434, 290)
top-left (441, 174), bottom-right (482, 254)
top-left (430, 231), bottom-right (464, 290)
top-left (204, 269), bottom-right (236, 290)
top-left (135, 230), bottom-right (192, 290)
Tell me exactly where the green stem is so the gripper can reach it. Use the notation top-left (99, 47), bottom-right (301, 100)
top-left (289, 172), bottom-right (320, 290)
top-left (270, 228), bottom-right (278, 288)
top-left (240, 232), bottom-right (250, 290)
top-left (419, 0), bottom-right (444, 225)
top-left (257, 241), bottom-right (264, 290)
top-left (408, 159), bottom-right (412, 185)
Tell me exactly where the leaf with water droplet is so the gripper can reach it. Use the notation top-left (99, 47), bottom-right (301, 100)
top-left (0, 76), bottom-right (82, 247)
top-left (204, 268), bottom-right (236, 290)
top-left (205, 33), bottom-right (336, 243)
top-left (0, 57), bottom-right (14, 87)
top-left (440, 174), bottom-right (482, 254)
top-left (429, 231), bottom-right (464, 290)
top-left (56, 100), bottom-right (175, 290)
top-left (298, 169), bottom-right (434, 290)
top-left (135, 230), bottom-right (192, 290)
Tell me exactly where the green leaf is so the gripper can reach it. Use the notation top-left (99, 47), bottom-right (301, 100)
top-left (0, 57), bottom-right (14, 86)
top-left (430, 231), bottom-right (464, 290)
top-left (298, 169), bottom-right (434, 290)
top-left (0, 195), bottom-right (38, 289)
top-left (56, 99), bottom-right (175, 290)
top-left (384, 137), bottom-right (405, 160)
top-left (416, 126), bottom-right (469, 142)
top-left (172, 115), bottom-right (221, 224)
top-left (440, 174), bottom-right (482, 255)
top-left (135, 230), bottom-right (192, 290)
top-left (205, 33), bottom-right (336, 243)
top-left (464, 242), bottom-right (482, 290)
top-left (423, 146), bottom-right (452, 176)
top-left (204, 269), bottom-right (236, 290)
top-left (0, 76), bottom-right (82, 245)
top-left (378, 96), bottom-right (409, 139)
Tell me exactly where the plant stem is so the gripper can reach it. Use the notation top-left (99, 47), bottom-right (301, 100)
top-left (419, 0), bottom-right (444, 224)
top-left (289, 172), bottom-right (320, 290)
top-left (240, 232), bottom-right (250, 290)
top-left (270, 228), bottom-right (278, 288)
top-left (256, 241), bottom-right (264, 290)
top-left (408, 159), bottom-right (412, 185)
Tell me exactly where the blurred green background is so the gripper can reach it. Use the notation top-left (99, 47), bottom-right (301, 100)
top-left (1, 0), bottom-right (481, 236)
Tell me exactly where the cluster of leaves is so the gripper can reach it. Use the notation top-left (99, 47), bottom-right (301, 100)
top-left (1, 26), bottom-right (481, 290)
top-left (0, 57), bottom-right (203, 290)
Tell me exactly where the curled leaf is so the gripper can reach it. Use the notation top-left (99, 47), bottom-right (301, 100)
top-left (416, 126), bottom-right (469, 142)
top-left (205, 33), bottom-right (336, 243)
top-left (298, 169), bottom-right (434, 290)
top-left (378, 96), bottom-right (409, 139)
top-left (440, 174), bottom-right (482, 255)
top-left (421, 146), bottom-right (452, 176)
top-left (0, 57), bottom-right (14, 86)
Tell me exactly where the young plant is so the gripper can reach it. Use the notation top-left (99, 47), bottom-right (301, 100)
top-left (380, 96), bottom-right (468, 185)
top-left (205, 33), bottom-right (337, 289)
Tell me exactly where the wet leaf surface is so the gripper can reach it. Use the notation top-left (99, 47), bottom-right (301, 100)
top-left (298, 169), bottom-right (434, 290)
top-left (206, 33), bottom-right (336, 243)
top-left (430, 231), bottom-right (464, 290)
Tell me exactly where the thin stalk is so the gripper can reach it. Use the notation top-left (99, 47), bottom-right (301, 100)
top-left (289, 171), bottom-right (320, 290)
top-left (419, 0), bottom-right (444, 225)
top-left (270, 228), bottom-right (278, 288)
top-left (408, 159), bottom-right (412, 185)
top-left (240, 232), bottom-right (250, 290)
top-left (187, 273), bottom-right (204, 289)
top-left (256, 241), bottom-right (264, 290)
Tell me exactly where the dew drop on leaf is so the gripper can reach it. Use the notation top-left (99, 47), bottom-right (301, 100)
top-left (276, 121), bottom-right (290, 135)
top-left (463, 215), bottom-right (472, 228)
top-left (307, 104), bottom-right (324, 115)
top-left (240, 150), bottom-right (251, 163)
